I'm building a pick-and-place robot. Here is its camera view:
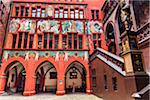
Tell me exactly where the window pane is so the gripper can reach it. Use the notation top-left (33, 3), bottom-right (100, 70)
top-left (18, 32), bottom-right (22, 48)
top-left (25, 8), bottom-right (29, 17)
top-left (44, 33), bottom-right (47, 48)
top-left (96, 10), bottom-right (99, 19)
top-left (20, 6), bottom-right (24, 17)
top-left (63, 36), bottom-right (67, 49)
top-left (94, 41), bottom-right (97, 49)
top-left (75, 9), bottom-right (79, 19)
top-left (50, 72), bottom-right (57, 79)
top-left (54, 35), bottom-right (59, 49)
top-left (79, 36), bottom-right (82, 49)
top-left (60, 8), bottom-right (63, 18)
top-left (68, 34), bottom-right (72, 49)
top-left (29, 35), bottom-right (34, 48)
top-left (37, 7), bottom-right (41, 17)
top-left (74, 34), bottom-right (77, 49)
top-left (15, 7), bottom-right (19, 16)
top-left (71, 9), bottom-right (74, 19)
top-left (112, 77), bottom-right (117, 90)
top-left (41, 8), bottom-right (45, 17)
top-left (49, 34), bottom-right (53, 49)
top-left (104, 75), bottom-right (108, 89)
top-left (23, 32), bottom-right (28, 48)
top-left (32, 8), bottom-right (36, 17)
top-left (93, 34), bottom-right (96, 40)
top-left (91, 10), bottom-right (95, 19)
top-left (12, 34), bottom-right (17, 48)
top-left (38, 35), bottom-right (42, 49)
top-left (64, 9), bottom-right (68, 18)
top-left (79, 10), bottom-right (83, 19)
top-left (55, 9), bottom-right (59, 18)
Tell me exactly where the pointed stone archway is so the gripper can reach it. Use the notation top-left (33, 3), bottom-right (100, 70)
top-left (35, 61), bottom-right (57, 94)
top-left (65, 61), bottom-right (87, 94)
top-left (0, 61), bottom-right (26, 95)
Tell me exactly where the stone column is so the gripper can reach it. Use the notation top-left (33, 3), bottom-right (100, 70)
top-left (0, 74), bottom-right (7, 95)
top-left (86, 75), bottom-right (91, 94)
top-left (56, 74), bottom-right (65, 95)
top-left (58, 33), bottom-right (62, 49)
top-left (56, 57), bottom-right (65, 95)
top-left (23, 74), bottom-right (36, 96)
top-left (33, 34), bottom-right (38, 49)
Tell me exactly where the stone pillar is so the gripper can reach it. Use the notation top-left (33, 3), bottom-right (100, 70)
top-left (83, 34), bottom-right (88, 50)
top-left (33, 34), bottom-right (38, 49)
top-left (5, 33), bottom-right (13, 49)
top-left (86, 75), bottom-right (91, 94)
top-left (0, 74), bottom-right (7, 95)
top-left (58, 34), bottom-right (62, 49)
top-left (56, 58), bottom-right (65, 95)
top-left (23, 74), bottom-right (36, 96)
top-left (56, 74), bottom-right (65, 95)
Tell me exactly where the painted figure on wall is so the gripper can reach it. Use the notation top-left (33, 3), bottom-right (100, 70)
top-left (37, 20), bottom-right (60, 34)
top-left (62, 21), bottom-right (72, 34)
top-left (18, 19), bottom-right (36, 33)
top-left (87, 21), bottom-right (103, 34)
top-left (46, 5), bottom-right (54, 17)
top-left (9, 19), bottom-right (20, 33)
top-left (62, 21), bottom-right (84, 34)
top-left (9, 18), bottom-right (36, 33)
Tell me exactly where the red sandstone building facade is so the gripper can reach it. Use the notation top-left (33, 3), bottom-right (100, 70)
top-left (90, 0), bottom-right (149, 100)
top-left (0, 0), bottom-right (107, 96)
top-left (0, 0), bottom-right (149, 100)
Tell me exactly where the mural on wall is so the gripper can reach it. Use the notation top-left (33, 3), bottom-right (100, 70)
top-left (86, 21), bottom-right (103, 34)
top-left (9, 18), bottom-right (36, 33)
top-left (62, 20), bottom-right (84, 34)
top-left (3, 50), bottom-right (88, 62)
top-left (9, 19), bottom-right (20, 33)
top-left (9, 18), bottom-right (102, 34)
top-left (46, 5), bottom-right (54, 17)
top-left (37, 20), bottom-right (60, 34)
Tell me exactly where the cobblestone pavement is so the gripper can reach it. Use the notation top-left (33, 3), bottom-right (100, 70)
top-left (0, 93), bottom-right (103, 100)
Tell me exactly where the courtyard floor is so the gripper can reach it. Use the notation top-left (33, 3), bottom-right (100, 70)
top-left (0, 93), bottom-right (103, 100)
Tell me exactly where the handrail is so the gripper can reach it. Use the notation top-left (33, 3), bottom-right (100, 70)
top-left (94, 48), bottom-right (125, 75)
top-left (132, 84), bottom-right (150, 98)
top-left (97, 48), bottom-right (124, 63)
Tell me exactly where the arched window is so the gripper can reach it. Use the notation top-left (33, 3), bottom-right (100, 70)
top-left (105, 23), bottom-right (116, 54)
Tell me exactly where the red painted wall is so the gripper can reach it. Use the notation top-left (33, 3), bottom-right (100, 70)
top-left (0, 0), bottom-right (11, 59)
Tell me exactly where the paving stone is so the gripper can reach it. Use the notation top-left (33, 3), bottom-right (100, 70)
top-left (0, 93), bottom-right (103, 100)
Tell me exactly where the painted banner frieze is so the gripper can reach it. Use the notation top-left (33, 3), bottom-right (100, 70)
top-left (2, 50), bottom-right (88, 62)
top-left (62, 20), bottom-right (84, 34)
top-left (86, 21), bottom-right (103, 34)
top-left (9, 18), bottom-right (103, 34)
top-left (37, 20), bottom-right (60, 34)
top-left (9, 18), bottom-right (36, 33)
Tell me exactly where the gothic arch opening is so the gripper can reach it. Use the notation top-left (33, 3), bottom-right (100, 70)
top-left (4, 61), bottom-right (26, 95)
top-left (105, 23), bottom-right (116, 54)
top-left (65, 61), bottom-right (86, 93)
top-left (35, 61), bottom-right (57, 94)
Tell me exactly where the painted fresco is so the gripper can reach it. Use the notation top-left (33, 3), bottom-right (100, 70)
top-left (87, 21), bottom-right (103, 34)
top-left (18, 19), bottom-right (36, 33)
top-left (9, 18), bottom-right (36, 33)
top-left (9, 19), bottom-right (103, 34)
top-left (62, 20), bottom-right (84, 34)
top-left (37, 20), bottom-right (60, 34)
top-left (46, 5), bottom-right (54, 17)
top-left (3, 50), bottom-right (88, 61)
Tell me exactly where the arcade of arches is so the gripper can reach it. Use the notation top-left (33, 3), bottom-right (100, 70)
top-left (0, 56), bottom-right (91, 96)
